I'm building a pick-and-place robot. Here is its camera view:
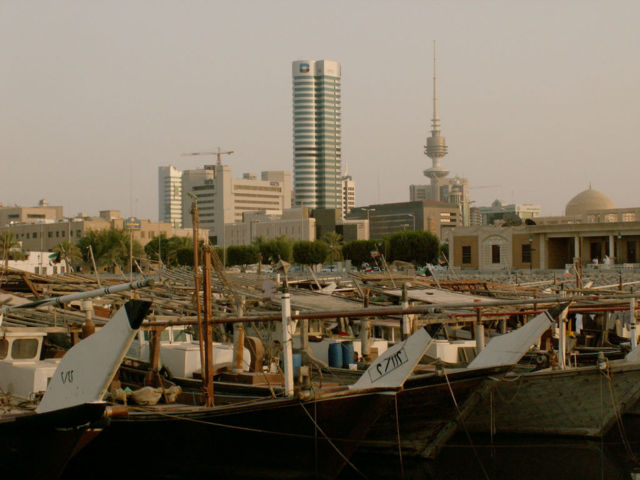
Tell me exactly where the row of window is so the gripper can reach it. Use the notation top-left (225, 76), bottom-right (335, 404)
top-left (14, 230), bottom-right (83, 240)
top-left (461, 244), bottom-right (532, 264)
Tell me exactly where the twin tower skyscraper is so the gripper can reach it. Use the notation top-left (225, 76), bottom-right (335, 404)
top-left (292, 60), bottom-right (342, 210)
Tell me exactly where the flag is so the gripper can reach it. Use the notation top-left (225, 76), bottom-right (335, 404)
top-left (49, 252), bottom-right (61, 264)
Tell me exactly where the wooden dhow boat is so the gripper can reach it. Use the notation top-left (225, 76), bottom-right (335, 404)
top-left (63, 301), bottom-right (435, 480)
top-left (465, 308), bottom-right (640, 437)
top-left (0, 295), bottom-right (151, 479)
top-left (357, 303), bottom-right (569, 459)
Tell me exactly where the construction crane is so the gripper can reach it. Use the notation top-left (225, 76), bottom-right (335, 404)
top-left (181, 146), bottom-right (235, 166)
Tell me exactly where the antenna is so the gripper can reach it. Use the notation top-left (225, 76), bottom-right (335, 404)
top-left (432, 40), bottom-right (440, 133)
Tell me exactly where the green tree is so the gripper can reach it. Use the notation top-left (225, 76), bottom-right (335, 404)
top-left (145, 235), bottom-right (193, 266)
top-left (386, 231), bottom-right (440, 265)
top-left (176, 247), bottom-right (194, 266)
top-left (255, 236), bottom-right (293, 263)
top-left (0, 232), bottom-right (20, 271)
top-left (77, 229), bottom-right (143, 272)
top-left (227, 245), bottom-right (260, 267)
top-left (342, 239), bottom-right (382, 267)
top-left (293, 240), bottom-right (330, 265)
top-left (322, 232), bottom-right (343, 263)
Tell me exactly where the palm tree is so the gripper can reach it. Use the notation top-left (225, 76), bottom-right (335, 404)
top-left (322, 232), bottom-right (343, 264)
top-left (0, 232), bottom-right (19, 271)
top-left (78, 229), bottom-right (143, 272)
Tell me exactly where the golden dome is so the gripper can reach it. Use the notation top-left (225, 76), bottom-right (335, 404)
top-left (565, 186), bottom-right (616, 216)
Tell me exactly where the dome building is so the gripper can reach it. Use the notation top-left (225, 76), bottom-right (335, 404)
top-left (565, 186), bottom-right (616, 217)
top-left (447, 185), bottom-right (640, 270)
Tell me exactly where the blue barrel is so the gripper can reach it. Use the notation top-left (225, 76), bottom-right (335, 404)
top-left (341, 341), bottom-right (355, 368)
top-left (292, 353), bottom-right (302, 374)
top-left (328, 343), bottom-right (343, 368)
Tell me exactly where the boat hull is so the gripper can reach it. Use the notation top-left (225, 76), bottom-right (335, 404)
top-left (360, 366), bottom-right (507, 458)
top-left (465, 361), bottom-right (640, 437)
top-left (0, 403), bottom-right (106, 480)
top-left (63, 391), bottom-right (391, 479)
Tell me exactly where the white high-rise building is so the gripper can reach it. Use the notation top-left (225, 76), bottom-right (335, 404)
top-left (341, 172), bottom-right (355, 218)
top-left (158, 166), bottom-right (183, 228)
top-left (292, 59), bottom-right (342, 209)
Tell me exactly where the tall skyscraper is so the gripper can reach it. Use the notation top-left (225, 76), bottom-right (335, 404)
top-left (292, 60), bottom-right (342, 209)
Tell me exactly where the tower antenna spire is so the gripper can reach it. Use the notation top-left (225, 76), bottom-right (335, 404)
top-left (432, 40), bottom-right (439, 133)
top-left (423, 40), bottom-right (448, 201)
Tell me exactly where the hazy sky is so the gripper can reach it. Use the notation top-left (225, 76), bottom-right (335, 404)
top-left (2, 1), bottom-right (639, 221)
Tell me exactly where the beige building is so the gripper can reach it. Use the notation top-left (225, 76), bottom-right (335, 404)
top-left (0, 200), bottom-right (63, 227)
top-left (225, 208), bottom-right (315, 247)
top-left (0, 209), bottom-right (208, 252)
top-left (448, 187), bottom-right (640, 270)
top-left (180, 164), bottom-right (291, 246)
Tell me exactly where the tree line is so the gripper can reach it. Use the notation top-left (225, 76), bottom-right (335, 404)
top-left (3, 227), bottom-right (444, 273)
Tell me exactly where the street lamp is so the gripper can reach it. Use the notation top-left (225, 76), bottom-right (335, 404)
top-left (406, 213), bottom-right (416, 231)
top-left (363, 208), bottom-right (376, 239)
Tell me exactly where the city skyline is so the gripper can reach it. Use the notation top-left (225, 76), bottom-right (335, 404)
top-left (1, 1), bottom-right (639, 221)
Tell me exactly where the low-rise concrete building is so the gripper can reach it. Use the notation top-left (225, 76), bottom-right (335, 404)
top-left (0, 200), bottom-right (63, 227)
top-left (224, 208), bottom-right (315, 246)
top-left (478, 199), bottom-right (541, 225)
top-left (1, 210), bottom-right (208, 252)
top-left (348, 200), bottom-right (459, 240)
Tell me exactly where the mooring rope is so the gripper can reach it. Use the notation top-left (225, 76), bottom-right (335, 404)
top-left (443, 368), bottom-right (491, 480)
top-left (394, 393), bottom-right (405, 478)
top-left (601, 366), bottom-right (637, 462)
top-left (298, 401), bottom-right (369, 480)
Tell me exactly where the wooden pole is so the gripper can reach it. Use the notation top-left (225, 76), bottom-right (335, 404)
top-left (202, 247), bottom-right (214, 407)
top-left (191, 198), bottom-right (206, 387)
top-left (361, 288), bottom-right (371, 360)
top-left (233, 295), bottom-right (246, 373)
top-left (401, 283), bottom-right (410, 340)
top-left (88, 245), bottom-right (101, 287)
top-left (146, 326), bottom-right (163, 387)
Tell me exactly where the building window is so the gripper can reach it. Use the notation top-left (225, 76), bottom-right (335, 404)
top-left (56, 231), bottom-right (59, 237)
top-left (491, 245), bottom-right (501, 264)
top-left (462, 246), bottom-right (472, 264)
top-left (48, 232), bottom-right (52, 238)
top-left (77, 230), bottom-right (82, 237)
top-left (522, 244), bottom-right (532, 263)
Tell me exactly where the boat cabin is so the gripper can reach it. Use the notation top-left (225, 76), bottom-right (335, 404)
top-left (126, 325), bottom-right (250, 379)
top-left (0, 328), bottom-right (60, 400)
